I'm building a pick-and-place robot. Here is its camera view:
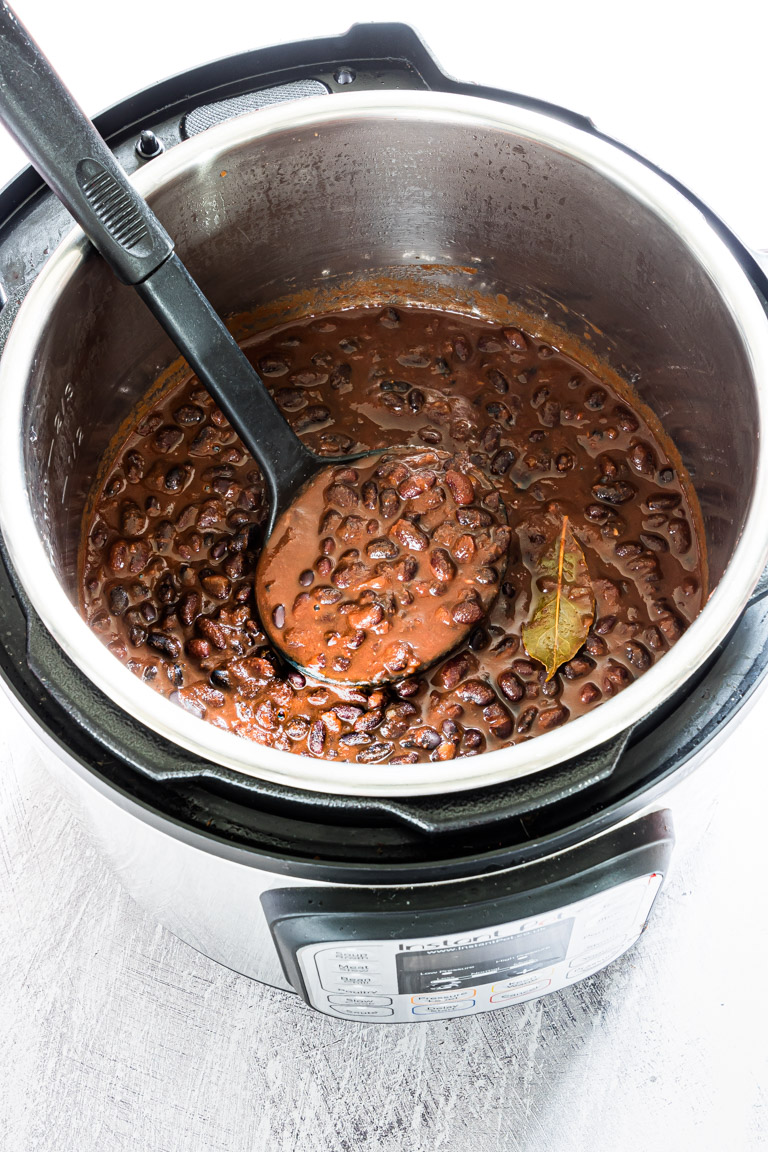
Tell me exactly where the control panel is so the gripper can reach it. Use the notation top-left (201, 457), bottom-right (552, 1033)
top-left (262, 810), bottom-right (673, 1023)
top-left (295, 872), bottom-right (661, 1021)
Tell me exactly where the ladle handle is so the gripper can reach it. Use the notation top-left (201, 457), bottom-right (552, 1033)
top-left (0, 1), bottom-right (173, 285)
top-left (0, 1), bottom-right (318, 517)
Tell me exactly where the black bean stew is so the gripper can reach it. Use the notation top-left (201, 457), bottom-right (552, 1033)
top-left (80, 305), bottom-right (705, 764)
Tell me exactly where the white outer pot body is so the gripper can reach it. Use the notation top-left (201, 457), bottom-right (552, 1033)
top-left (9, 670), bottom-right (745, 996)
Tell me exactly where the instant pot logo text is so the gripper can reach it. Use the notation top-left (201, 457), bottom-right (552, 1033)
top-left (398, 929), bottom-right (506, 951)
top-left (397, 914), bottom-right (565, 951)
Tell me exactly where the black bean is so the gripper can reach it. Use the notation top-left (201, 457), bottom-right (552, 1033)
top-left (434, 652), bottom-right (478, 690)
top-left (308, 720), bottom-right (326, 755)
top-left (562, 655), bottom-right (595, 680)
top-left (294, 404), bottom-right (331, 430)
top-left (668, 518), bottom-right (692, 554)
top-left (516, 706), bottom-right (537, 734)
top-left (456, 678), bottom-right (496, 706)
top-left (615, 541), bottom-right (643, 559)
top-left (487, 368), bottom-right (509, 394)
top-left (339, 732), bottom-right (373, 747)
top-left (647, 492), bottom-right (681, 512)
top-left (640, 532), bottom-right (668, 553)
top-left (395, 677), bottom-right (422, 699)
top-left (105, 475), bottom-right (126, 499)
top-left (178, 590), bottom-right (201, 627)
top-left (630, 440), bottom-right (657, 475)
top-left (537, 705), bottom-right (569, 730)
top-left (147, 631), bottom-right (180, 659)
top-left (291, 370), bottom-right (328, 390)
top-left (456, 508), bottom-right (493, 529)
top-left (468, 627), bottom-right (489, 651)
top-left (108, 585), bottom-right (129, 615)
top-left (276, 387), bottom-right (306, 412)
top-left (452, 597), bottom-right (485, 625)
top-left (200, 572), bottom-right (232, 600)
top-left (625, 641), bottom-right (652, 670)
top-left (330, 363), bottom-right (352, 391)
top-left (584, 634), bottom-right (608, 657)
top-left (613, 406), bottom-right (639, 433)
top-left (483, 701), bottom-right (513, 739)
top-left (475, 567), bottom-right (498, 585)
top-left (490, 448), bottom-right (516, 475)
top-left (174, 405), bottom-right (204, 425)
top-left (592, 482), bottom-right (637, 505)
top-left (585, 388), bottom-right (607, 410)
top-left (581, 682), bottom-right (601, 705)
top-left (357, 742), bottom-right (394, 763)
top-left (165, 465), bottom-right (189, 493)
top-left (410, 727), bottom-right (442, 750)
top-left (429, 548), bottom-right (456, 582)
top-left (258, 355), bottom-right (289, 377)
top-left (603, 660), bottom-right (633, 695)
top-left (153, 425), bottom-right (184, 454)
top-left (189, 427), bottom-right (219, 455)
top-left (498, 669), bottom-right (524, 702)
top-left (502, 327), bottom-right (527, 352)
top-left (124, 450), bottom-right (145, 482)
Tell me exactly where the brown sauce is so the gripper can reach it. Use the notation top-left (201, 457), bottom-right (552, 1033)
top-left (80, 305), bottom-right (705, 765)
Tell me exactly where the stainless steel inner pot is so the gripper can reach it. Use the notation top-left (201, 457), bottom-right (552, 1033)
top-left (2, 90), bottom-right (768, 797)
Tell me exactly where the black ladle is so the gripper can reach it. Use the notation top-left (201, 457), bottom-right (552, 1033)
top-left (0, 1), bottom-right (326, 534)
top-left (0, 4), bottom-right (511, 688)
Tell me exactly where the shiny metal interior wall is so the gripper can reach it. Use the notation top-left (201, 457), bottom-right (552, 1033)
top-left (22, 106), bottom-right (754, 595)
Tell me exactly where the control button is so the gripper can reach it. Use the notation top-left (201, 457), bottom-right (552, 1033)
top-left (490, 980), bottom-right (550, 1003)
top-left (315, 947), bottom-right (384, 965)
top-left (492, 969), bottom-right (553, 992)
top-left (584, 902), bottom-right (637, 923)
top-left (581, 910), bottom-right (638, 935)
top-left (324, 963), bottom-right (384, 977)
top-left (320, 978), bottom-right (385, 994)
top-left (411, 989), bottom-right (476, 1005)
top-left (317, 955), bottom-right (383, 971)
top-left (412, 999), bottom-right (475, 1015)
top-left (330, 1005), bottom-right (394, 1019)
top-left (328, 994), bottom-right (393, 1007)
top-left (567, 948), bottom-right (626, 980)
top-left (574, 928), bottom-right (633, 954)
top-left (570, 937), bottom-right (627, 965)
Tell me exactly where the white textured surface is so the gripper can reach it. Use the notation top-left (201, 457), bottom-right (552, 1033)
top-left (1, 1), bottom-right (767, 1147)
top-left (1, 698), bottom-right (767, 1151)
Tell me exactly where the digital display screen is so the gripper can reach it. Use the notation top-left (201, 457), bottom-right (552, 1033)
top-left (395, 919), bottom-right (574, 994)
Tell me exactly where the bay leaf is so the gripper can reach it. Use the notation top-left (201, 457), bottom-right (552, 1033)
top-left (522, 516), bottom-right (595, 680)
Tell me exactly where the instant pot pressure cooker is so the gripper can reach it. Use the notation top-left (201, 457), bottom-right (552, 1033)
top-left (2, 24), bottom-right (768, 1023)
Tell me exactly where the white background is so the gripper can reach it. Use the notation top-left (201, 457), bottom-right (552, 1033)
top-left (0, 2), bottom-right (767, 1149)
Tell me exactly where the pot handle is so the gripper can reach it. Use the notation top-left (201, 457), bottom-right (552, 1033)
top-left (0, 2), bottom-right (173, 286)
